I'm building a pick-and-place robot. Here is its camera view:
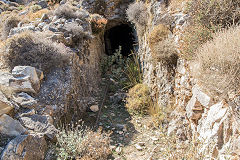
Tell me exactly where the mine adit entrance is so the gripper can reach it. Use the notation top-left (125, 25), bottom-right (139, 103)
top-left (104, 23), bottom-right (137, 57)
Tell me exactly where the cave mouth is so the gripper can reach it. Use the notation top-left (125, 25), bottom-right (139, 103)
top-left (104, 23), bottom-right (136, 57)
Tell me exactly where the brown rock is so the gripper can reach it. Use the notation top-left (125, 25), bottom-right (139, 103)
top-left (0, 114), bottom-right (27, 137)
top-left (0, 134), bottom-right (47, 160)
top-left (0, 91), bottom-right (14, 116)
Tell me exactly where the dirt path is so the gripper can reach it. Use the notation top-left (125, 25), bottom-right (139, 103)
top-left (83, 78), bottom-right (168, 160)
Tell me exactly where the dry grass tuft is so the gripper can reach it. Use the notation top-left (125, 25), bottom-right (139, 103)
top-left (193, 26), bottom-right (240, 97)
top-left (54, 4), bottom-right (89, 20)
top-left (181, 0), bottom-right (240, 60)
top-left (148, 24), bottom-right (177, 62)
top-left (126, 1), bottom-right (149, 27)
top-left (0, 12), bottom-right (20, 40)
top-left (126, 83), bottom-right (152, 115)
top-left (148, 24), bottom-right (170, 44)
top-left (26, 8), bottom-right (50, 21)
top-left (0, 31), bottom-right (71, 73)
top-left (56, 125), bottom-right (111, 160)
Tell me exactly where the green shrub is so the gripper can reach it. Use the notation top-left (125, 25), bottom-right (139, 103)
top-left (126, 83), bottom-right (152, 115)
top-left (123, 52), bottom-right (143, 89)
top-left (193, 26), bottom-right (240, 97)
top-left (101, 47), bottom-right (143, 89)
top-left (56, 125), bottom-right (111, 160)
top-left (1, 32), bottom-right (71, 73)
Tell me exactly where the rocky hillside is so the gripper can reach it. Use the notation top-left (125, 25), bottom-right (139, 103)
top-left (0, 0), bottom-right (239, 159)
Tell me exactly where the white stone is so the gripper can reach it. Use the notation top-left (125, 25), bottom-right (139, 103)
top-left (9, 66), bottom-right (43, 94)
top-left (135, 144), bottom-right (143, 151)
top-left (0, 72), bottom-right (14, 95)
top-left (9, 76), bottom-right (36, 94)
top-left (197, 101), bottom-right (228, 155)
top-left (90, 105), bottom-right (99, 112)
top-left (192, 85), bottom-right (210, 107)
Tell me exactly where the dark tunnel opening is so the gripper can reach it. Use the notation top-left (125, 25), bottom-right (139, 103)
top-left (104, 24), bottom-right (137, 57)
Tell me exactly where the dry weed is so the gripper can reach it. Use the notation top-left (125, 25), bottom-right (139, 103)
top-left (56, 125), bottom-right (111, 160)
top-left (54, 3), bottom-right (89, 20)
top-left (126, 1), bottom-right (149, 27)
top-left (0, 31), bottom-right (71, 73)
top-left (26, 8), bottom-right (50, 21)
top-left (181, 0), bottom-right (240, 60)
top-left (193, 26), bottom-right (240, 97)
top-left (0, 12), bottom-right (20, 40)
top-left (148, 24), bottom-right (177, 62)
top-left (126, 83), bottom-right (152, 115)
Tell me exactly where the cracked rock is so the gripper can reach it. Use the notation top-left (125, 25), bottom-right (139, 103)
top-left (13, 92), bottom-right (37, 109)
top-left (0, 134), bottom-right (47, 160)
top-left (19, 114), bottom-right (57, 141)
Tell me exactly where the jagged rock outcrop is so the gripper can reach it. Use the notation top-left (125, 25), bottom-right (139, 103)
top-left (0, 114), bottom-right (27, 137)
top-left (0, 134), bottom-right (47, 160)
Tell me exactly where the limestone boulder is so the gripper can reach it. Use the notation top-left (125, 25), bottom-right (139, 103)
top-left (0, 91), bottom-right (14, 116)
top-left (12, 92), bottom-right (37, 109)
top-left (9, 77), bottom-right (36, 94)
top-left (19, 114), bottom-right (57, 141)
top-left (12, 66), bottom-right (42, 91)
top-left (0, 114), bottom-right (27, 137)
top-left (0, 72), bottom-right (14, 96)
top-left (0, 134), bottom-right (47, 160)
top-left (9, 66), bottom-right (43, 94)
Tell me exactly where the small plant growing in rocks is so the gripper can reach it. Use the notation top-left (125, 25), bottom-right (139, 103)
top-left (55, 124), bottom-right (111, 160)
top-left (90, 14), bottom-right (108, 35)
top-left (126, 83), bottom-right (152, 115)
top-left (100, 47), bottom-right (142, 90)
top-left (0, 31), bottom-right (71, 73)
top-left (54, 4), bottom-right (89, 20)
top-left (126, 1), bottom-right (149, 27)
top-left (148, 24), bottom-right (177, 62)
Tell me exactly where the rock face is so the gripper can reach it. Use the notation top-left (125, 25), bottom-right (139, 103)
top-left (0, 134), bottom-right (47, 160)
top-left (132, 1), bottom-right (239, 159)
top-left (0, 91), bottom-right (14, 116)
top-left (19, 114), bottom-right (57, 141)
top-left (0, 114), bottom-right (27, 137)
top-left (186, 86), bottom-right (210, 123)
top-left (12, 92), bottom-right (37, 109)
top-left (10, 66), bottom-right (42, 94)
top-left (167, 60), bottom-right (240, 159)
